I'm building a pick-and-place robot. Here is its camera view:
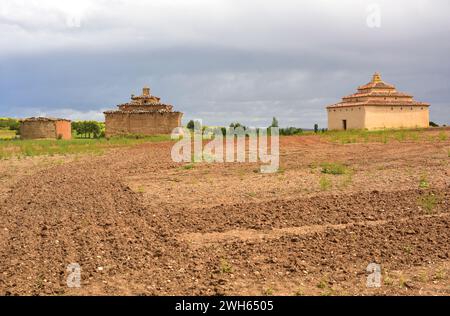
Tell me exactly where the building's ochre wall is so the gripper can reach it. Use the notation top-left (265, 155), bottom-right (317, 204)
top-left (327, 106), bottom-right (429, 130)
top-left (55, 121), bottom-right (72, 139)
top-left (363, 106), bottom-right (429, 130)
top-left (105, 112), bottom-right (183, 137)
top-left (327, 106), bottom-right (366, 130)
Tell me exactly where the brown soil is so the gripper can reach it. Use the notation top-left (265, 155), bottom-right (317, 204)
top-left (0, 130), bottom-right (449, 295)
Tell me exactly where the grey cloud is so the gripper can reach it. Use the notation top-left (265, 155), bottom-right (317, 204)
top-left (0, 0), bottom-right (449, 127)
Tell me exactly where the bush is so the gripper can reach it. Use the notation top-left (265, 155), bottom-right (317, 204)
top-left (280, 127), bottom-right (303, 136)
top-left (429, 121), bottom-right (439, 127)
top-left (216, 125), bottom-right (304, 136)
top-left (229, 122), bottom-right (247, 129)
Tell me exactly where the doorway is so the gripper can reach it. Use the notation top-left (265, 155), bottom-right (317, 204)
top-left (342, 120), bottom-right (347, 130)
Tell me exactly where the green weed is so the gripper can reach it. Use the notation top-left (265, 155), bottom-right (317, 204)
top-left (419, 175), bottom-right (429, 189)
top-left (418, 193), bottom-right (439, 214)
top-left (320, 162), bottom-right (349, 175)
top-left (219, 259), bottom-right (232, 274)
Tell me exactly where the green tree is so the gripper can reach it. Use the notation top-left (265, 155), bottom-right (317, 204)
top-left (0, 118), bottom-right (20, 131)
top-left (187, 120), bottom-right (195, 130)
top-left (230, 122), bottom-right (246, 129)
top-left (72, 121), bottom-right (103, 138)
top-left (270, 117), bottom-right (279, 128)
top-left (429, 121), bottom-right (439, 127)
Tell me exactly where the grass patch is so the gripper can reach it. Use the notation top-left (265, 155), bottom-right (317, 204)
top-left (246, 192), bottom-right (257, 198)
top-left (383, 275), bottom-right (394, 286)
top-left (219, 259), bottom-right (232, 274)
top-left (320, 128), bottom-right (442, 144)
top-left (316, 279), bottom-right (327, 289)
top-left (263, 288), bottom-right (274, 296)
top-left (398, 274), bottom-right (409, 288)
top-left (136, 186), bottom-right (145, 193)
top-left (417, 193), bottom-right (440, 214)
top-left (319, 176), bottom-right (332, 190)
top-left (339, 172), bottom-right (354, 188)
top-left (418, 175), bottom-right (429, 189)
top-left (403, 245), bottom-right (414, 255)
top-left (0, 135), bottom-right (172, 159)
top-left (0, 129), bottom-right (17, 140)
top-left (418, 271), bottom-right (428, 283)
top-left (294, 287), bottom-right (304, 296)
top-left (316, 275), bottom-right (335, 295)
top-left (438, 131), bottom-right (448, 141)
top-left (320, 162), bottom-right (349, 175)
top-left (433, 269), bottom-right (447, 281)
top-left (181, 163), bottom-right (194, 170)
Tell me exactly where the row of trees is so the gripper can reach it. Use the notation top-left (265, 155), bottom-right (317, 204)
top-left (71, 121), bottom-right (105, 138)
top-left (0, 118), bottom-right (20, 131)
top-left (186, 117), bottom-right (307, 136)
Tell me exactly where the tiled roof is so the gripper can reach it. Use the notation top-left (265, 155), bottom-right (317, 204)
top-left (357, 81), bottom-right (395, 90)
top-left (104, 109), bottom-right (180, 114)
top-left (104, 86), bottom-right (180, 114)
top-left (343, 91), bottom-right (412, 98)
top-left (327, 73), bottom-right (430, 109)
top-left (327, 100), bottom-right (430, 109)
top-left (117, 102), bottom-right (162, 107)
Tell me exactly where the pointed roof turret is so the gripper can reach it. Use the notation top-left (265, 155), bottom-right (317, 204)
top-left (372, 72), bottom-right (382, 83)
top-left (104, 86), bottom-right (177, 114)
top-left (327, 73), bottom-right (430, 109)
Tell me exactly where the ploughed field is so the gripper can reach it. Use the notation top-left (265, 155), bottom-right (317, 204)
top-left (0, 129), bottom-right (449, 295)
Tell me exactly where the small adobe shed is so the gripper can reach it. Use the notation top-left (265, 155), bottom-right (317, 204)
top-left (20, 117), bottom-right (72, 140)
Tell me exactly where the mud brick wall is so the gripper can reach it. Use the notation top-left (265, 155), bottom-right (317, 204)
top-left (20, 120), bottom-right (72, 140)
top-left (105, 112), bottom-right (182, 137)
top-left (20, 121), bottom-right (57, 139)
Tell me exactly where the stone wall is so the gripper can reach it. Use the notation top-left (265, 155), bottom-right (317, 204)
top-left (105, 112), bottom-right (182, 137)
top-left (20, 120), bottom-right (72, 140)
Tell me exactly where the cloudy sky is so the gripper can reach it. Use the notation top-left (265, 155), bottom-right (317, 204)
top-left (0, 0), bottom-right (449, 127)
